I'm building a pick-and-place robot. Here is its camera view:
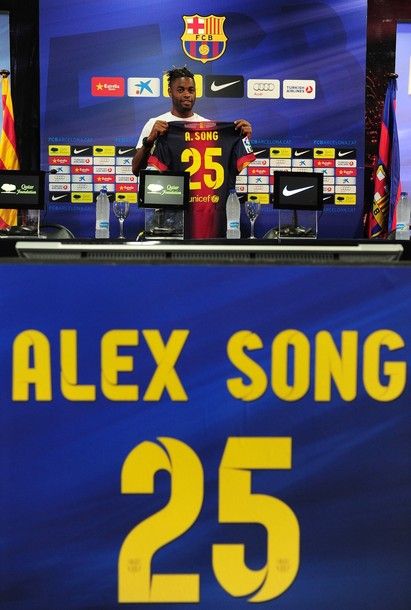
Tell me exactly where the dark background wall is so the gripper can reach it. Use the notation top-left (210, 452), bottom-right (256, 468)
top-left (1, 0), bottom-right (411, 220)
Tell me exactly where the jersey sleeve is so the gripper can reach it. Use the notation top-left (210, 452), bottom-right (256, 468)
top-left (234, 135), bottom-right (256, 173)
top-left (147, 135), bottom-right (170, 171)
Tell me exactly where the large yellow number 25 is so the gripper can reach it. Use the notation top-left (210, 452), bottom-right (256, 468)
top-left (181, 147), bottom-right (224, 190)
top-left (213, 437), bottom-right (299, 601)
top-left (118, 438), bottom-right (203, 602)
top-left (118, 436), bottom-right (299, 603)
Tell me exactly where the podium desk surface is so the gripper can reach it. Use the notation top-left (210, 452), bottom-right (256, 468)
top-left (4, 238), bottom-right (406, 265)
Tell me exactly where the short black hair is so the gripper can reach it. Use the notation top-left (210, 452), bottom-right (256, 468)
top-left (167, 66), bottom-right (195, 87)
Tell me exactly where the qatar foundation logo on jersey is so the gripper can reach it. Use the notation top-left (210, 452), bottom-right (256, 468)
top-left (181, 15), bottom-right (227, 63)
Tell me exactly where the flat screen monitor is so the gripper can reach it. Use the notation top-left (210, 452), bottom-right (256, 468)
top-left (0, 170), bottom-right (45, 209)
top-left (138, 170), bottom-right (189, 209)
top-left (272, 171), bottom-right (324, 211)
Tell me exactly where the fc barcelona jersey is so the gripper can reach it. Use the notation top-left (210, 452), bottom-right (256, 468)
top-left (147, 121), bottom-right (255, 238)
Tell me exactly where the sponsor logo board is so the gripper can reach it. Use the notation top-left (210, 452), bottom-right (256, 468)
top-left (48, 145), bottom-right (71, 156)
top-left (334, 194), bottom-right (356, 205)
top-left (205, 75), bottom-right (244, 97)
top-left (50, 192), bottom-right (71, 202)
top-left (247, 79), bottom-right (280, 99)
top-left (71, 174), bottom-right (93, 183)
top-left (270, 147), bottom-right (292, 158)
top-left (283, 80), bottom-right (316, 99)
top-left (91, 77), bottom-right (125, 97)
top-left (71, 165), bottom-right (93, 174)
top-left (71, 192), bottom-right (94, 203)
top-left (49, 174), bottom-right (70, 183)
top-left (127, 77), bottom-right (160, 97)
top-left (93, 146), bottom-right (115, 157)
top-left (71, 156), bottom-right (93, 165)
top-left (70, 183), bottom-right (93, 192)
top-left (115, 192), bottom-right (137, 203)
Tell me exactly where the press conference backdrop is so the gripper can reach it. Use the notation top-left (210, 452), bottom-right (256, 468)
top-left (1, 263), bottom-right (410, 609)
top-left (39, 0), bottom-right (367, 239)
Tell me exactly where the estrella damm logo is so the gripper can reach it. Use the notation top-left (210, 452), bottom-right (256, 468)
top-left (181, 15), bottom-right (227, 64)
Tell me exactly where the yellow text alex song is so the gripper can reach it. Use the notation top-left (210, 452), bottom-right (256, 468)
top-left (227, 329), bottom-right (406, 402)
top-left (12, 329), bottom-right (189, 402)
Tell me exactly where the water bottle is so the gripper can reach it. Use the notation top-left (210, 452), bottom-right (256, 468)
top-left (395, 192), bottom-right (410, 239)
top-left (226, 189), bottom-right (241, 239)
top-left (95, 187), bottom-right (110, 238)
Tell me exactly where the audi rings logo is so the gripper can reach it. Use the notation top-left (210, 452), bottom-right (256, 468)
top-left (253, 82), bottom-right (275, 92)
top-left (247, 79), bottom-right (280, 99)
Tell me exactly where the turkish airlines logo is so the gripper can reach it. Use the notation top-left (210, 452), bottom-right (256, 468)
top-left (283, 80), bottom-right (316, 99)
top-left (205, 75), bottom-right (244, 97)
top-left (247, 79), bottom-right (280, 99)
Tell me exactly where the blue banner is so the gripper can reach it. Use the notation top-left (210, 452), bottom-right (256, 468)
top-left (39, 0), bottom-right (367, 239)
top-left (1, 263), bottom-right (410, 608)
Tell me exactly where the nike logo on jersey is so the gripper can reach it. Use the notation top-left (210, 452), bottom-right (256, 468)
top-left (283, 185), bottom-right (314, 197)
top-left (211, 80), bottom-right (241, 92)
top-left (338, 150), bottom-right (354, 157)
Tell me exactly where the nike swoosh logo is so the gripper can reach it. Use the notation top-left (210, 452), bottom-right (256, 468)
top-left (118, 148), bottom-right (134, 155)
top-left (338, 150), bottom-right (354, 157)
top-left (210, 80), bottom-right (241, 92)
top-left (294, 150), bottom-right (310, 156)
top-left (51, 195), bottom-right (68, 200)
top-left (73, 148), bottom-right (90, 154)
top-left (283, 185), bottom-right (314, 197)
top-left (254, 149), bottom-right (267, 156)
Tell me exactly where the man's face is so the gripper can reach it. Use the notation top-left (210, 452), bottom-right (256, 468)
top-left (168, 77), bottom-right (196, 116)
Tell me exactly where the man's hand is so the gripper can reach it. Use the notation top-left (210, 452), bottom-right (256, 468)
top-left (234, 119), bottom-right (252, 138)
top-left (146, 120), bottom-right (169, 146)
top-left (132, 120), bottom-right (169, 175)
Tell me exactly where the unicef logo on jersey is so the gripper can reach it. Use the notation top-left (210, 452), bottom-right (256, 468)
top-left (181, 15), bottom-right (227, 64)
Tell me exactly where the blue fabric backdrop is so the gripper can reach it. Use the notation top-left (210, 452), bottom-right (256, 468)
top-left (1, 263), bottom-right (410, 608)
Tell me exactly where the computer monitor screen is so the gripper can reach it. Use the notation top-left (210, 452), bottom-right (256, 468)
top-left (0, 170), bottom-right (45, 209)
top-left (272, 171), bottom-right (324, 211)
top-left (138, 170), bottom-right (189, 208)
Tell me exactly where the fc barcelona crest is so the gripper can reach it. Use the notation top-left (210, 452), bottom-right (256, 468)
top-left (181, 15), bottom-right (227, 64)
